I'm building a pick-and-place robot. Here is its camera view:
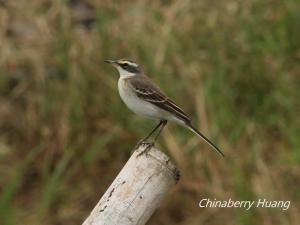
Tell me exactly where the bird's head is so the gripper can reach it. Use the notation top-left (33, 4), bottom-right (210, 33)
top-left (104, 59), bottom-right (141, 77)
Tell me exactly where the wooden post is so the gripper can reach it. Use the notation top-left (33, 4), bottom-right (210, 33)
top-left (82, 145), bottom-right (180, 225)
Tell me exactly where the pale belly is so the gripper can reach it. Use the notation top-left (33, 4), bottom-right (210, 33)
top-left (118, 78), bottom-right (176, 121)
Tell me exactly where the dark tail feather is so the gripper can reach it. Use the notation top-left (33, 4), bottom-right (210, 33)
top-left (187, 124), bottom-right (224, 157)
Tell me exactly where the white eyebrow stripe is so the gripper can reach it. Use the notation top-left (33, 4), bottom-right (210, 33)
top-left (119, 60), bottom-right (138, 67)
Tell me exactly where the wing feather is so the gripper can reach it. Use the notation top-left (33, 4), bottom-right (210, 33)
top-left (128, 75), bottom-right (191, 123)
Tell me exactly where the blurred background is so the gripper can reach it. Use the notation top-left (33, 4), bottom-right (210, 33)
top-left (0, 0), bottom-right (299, 224)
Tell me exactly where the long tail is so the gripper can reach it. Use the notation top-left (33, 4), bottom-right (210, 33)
top-left (187, 123), bottom-right (224, 157)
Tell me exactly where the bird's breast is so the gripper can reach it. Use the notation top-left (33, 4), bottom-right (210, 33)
top-left (118, 78), bottom-right (136, 105)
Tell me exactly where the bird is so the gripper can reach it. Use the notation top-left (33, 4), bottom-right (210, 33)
top-left (104, 59), bottom-right (224, 157)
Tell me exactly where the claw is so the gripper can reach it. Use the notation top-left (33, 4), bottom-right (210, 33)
top-left (134, 140), bottom-right (147, 149)
top-left (136, 142), bottom-right (154, 157)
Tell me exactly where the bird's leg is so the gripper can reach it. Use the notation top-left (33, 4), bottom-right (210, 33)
top-left (153, 120), bottom-right (167, 142)
top-left (134, 120), bottom-right (164, 149)
top-left (136, 120), bottom-right (167, 157)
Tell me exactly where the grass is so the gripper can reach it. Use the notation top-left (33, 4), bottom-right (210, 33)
top-left (0, 0), bottom-right (299, 224)
top-left (0, 144), bottom-right (43, 225)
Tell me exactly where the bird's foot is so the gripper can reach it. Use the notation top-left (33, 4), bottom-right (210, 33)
top-left (134, 139), bottom-right (151, 149)
top-left (134, 139), bottom-right (145, 149)
top-left (136, 142), bottom-right (154, 157)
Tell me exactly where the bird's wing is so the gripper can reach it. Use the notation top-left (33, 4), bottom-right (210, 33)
top-left (128, 75), bottom-right (191, 123)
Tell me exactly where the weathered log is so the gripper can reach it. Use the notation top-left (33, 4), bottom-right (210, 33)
top-left (83, 145), bottom-right (180, 225)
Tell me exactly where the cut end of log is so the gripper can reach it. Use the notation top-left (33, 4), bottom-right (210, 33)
top-left (134, 145), bottom-right (180, 183)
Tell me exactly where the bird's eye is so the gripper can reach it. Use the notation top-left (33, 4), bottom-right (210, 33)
top-left (122, 63), bottom-right (129, 69)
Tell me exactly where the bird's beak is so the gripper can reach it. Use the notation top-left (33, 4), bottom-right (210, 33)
top-left (104, 60), bottom-right (117, 65)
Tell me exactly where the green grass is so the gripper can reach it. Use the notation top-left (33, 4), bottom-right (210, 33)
top-left (0, 144), bottom-right (43, 225)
